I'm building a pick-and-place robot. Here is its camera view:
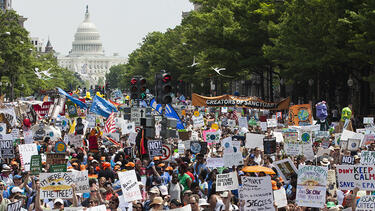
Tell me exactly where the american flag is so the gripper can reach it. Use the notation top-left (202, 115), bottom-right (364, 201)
top-left (104, 112), bottom-right (116, 133)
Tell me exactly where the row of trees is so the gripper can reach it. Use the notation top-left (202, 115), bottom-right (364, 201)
top-left (107, 0), bottom-right (375, 112)
top-left (0, 10), bottom-right (83, 100)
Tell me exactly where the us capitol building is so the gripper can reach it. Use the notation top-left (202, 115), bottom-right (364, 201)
top-left (57, 6), bottom-right (127, 86)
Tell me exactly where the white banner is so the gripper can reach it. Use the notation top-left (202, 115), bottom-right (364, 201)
top-left (216, 172), bottom-right (239, 192)
top-left (19, 143), bottom-right (38, 171)
top-left (239, 176), bottom-right (274, 211)
top-left (118, 170), bottom-right (142, 202)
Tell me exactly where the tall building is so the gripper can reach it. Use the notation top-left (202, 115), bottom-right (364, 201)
top-left (0, 0), bottom-right (11, 11)
top-left (57, 6), bottom-right (127, 86)
top-left (31, 37), bottom-right (44, 53)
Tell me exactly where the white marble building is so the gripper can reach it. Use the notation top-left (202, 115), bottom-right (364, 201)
top-left (58, 6), bottom-right (127, 86)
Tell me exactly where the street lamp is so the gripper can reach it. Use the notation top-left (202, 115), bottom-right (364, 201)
top-left (347, 76), bottom-right (354, 105)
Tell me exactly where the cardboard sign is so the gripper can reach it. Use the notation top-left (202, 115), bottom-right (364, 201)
top-left (239, 176), bottom-right (274, 211)
top-left (356, 195), bottom-right (375, 211)
top-left (10, 129), bottom-right (19, 140)
top-left (227, 119), bottom-right (236, 128)
top-left (204, 130), bottom-right (221, 143)
top-left (216, 172), bottom-right (239, 192)
top-left (0, 139), bottom-right (13, 158)
top-left (122, 122), bottom-right (135, 134)
top-left (30, 155), bottom-right (42, 175)
top-left (7, 200), bottom-right (22, 211)
top-left (55, 141), bottom-right (67, 153)
top-left (296, 165), bottom-right (327, 208)
top-left (347, 139), bottom-right (361, 151)
top-left (19, 143), bottom-right (38, 171)
top-left (223, 141), bottom-right (243, 167)
top-left (50, 164), bottom-right (67, 173)
top-left (72, 170), bottom-right (89, 193)
top-left (288, 104), bottom-right (312, 126)
top-left (190, 141), bottom-right (207, 154)
top-left (178, 142), bottom-right (185, 155)
top-left (363, 117), bottom-right (374, 125)
top-left (192, 115), bottom-right (204, 128)
top-left (245, 133), bottom-right (265, 150)
top-left (273, 158), bottom-right (298, 183)
top-left (267, 118), bottom-right (277, 128)
top-left (148, 140), bottom-right (163, 158)
top-left (118, 170), bottom-right (142, 202)
top-left (263, 137), bottom-right (276, 154)
top-left (46, 153), bottom-right (66, 165)
top-left (39, 172), bottom-right (74, 199)
top-left (274, 188), bottom-right (288, 208)
top-left (360, 151), bottom-right (375, 165)
top-left (341, 156), bottom-right (354, 165)
top-left (336, 165), bottom-right (375, 190)
top-left (327, 170), bottom-right (337, 196)
top-left (238, 117), bottom-right (248, 129)
top-left (206, 158), bottom-right (224, 168)
top-left (66, 134), bottom-right (82, 148)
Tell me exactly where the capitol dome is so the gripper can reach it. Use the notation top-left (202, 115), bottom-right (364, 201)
top-left (69, 6), bottom-right (104, 56)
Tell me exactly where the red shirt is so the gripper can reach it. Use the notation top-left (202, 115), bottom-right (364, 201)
top-left (88, 135), bottom-right (98, 150)
top-left (186, 171), bottom-right (195, 182)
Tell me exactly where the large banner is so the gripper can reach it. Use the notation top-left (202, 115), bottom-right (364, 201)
top-left (336, 165), bottom-right (375, 190)
top-left (192, 93), bottom-right (290, 110)
top-left (239, 176), bottom-right (274, 211)
top-left (296, 165), bottom-right (327, 208)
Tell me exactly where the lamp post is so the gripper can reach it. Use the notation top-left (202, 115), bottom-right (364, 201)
top-left (347, 76), bottom-right (354, 105)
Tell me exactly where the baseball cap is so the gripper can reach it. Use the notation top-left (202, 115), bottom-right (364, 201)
top-left (54, 198), bottom-right (64, 205)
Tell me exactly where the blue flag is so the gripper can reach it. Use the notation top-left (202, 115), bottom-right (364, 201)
top-left (150, 99), bottom-right (184, 129)
top-left (57, 87), bottom-right (87, 109)
top-left (90, 95), bottom-right (118, 118)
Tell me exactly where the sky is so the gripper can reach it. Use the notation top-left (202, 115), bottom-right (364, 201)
top-left (13, 0), bottom-right (194, 57)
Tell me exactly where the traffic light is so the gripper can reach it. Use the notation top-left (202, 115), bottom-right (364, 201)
top-left (161, 73), bottom-right (172, 104)
top-left (130, 77), bottom-right (138, 99)
top-left (139, 78), bottom-right (146, 100)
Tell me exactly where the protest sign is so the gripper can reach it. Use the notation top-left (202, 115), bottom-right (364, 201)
top-left (123, 122), bottom-right (135, 134)
top-left (273, 132), bottom-right (284, 143)
top-left (10, 128), bottom-right (19, 140)
top-left (204, 130), bottom-right (221, 143)
top-left (363, 134), bottom-right (375, 146)
top-left (23, 129), bottom-right (33, 144)
top-left (66, 134), bottom-right (82, 148)
top-left (216, 172), bottom-right (239, 191)
top-left (0, 139), bottom-right (13, 158)
top-left (223, 141), bottom-right (243, 167)
top-left (39, 172), bottom-right (74, 199)
top-left (228, 119), bottom-right (236, 128)
top-left (46, 153), bottom-right (67, 165)
top-left (50, 164), bottom-right (67, 173)
top-left (327, 170), bottom-right (337, 196)
top-left (239, 117), bottom-right (248, 129)
top-left (360, 151), bottom-right (375, 165)
top-left (72, 170), bottom-right (89, 193)
top-left (284, 132), bottom-right (298, 142)
top-left (263, 137), bottom-right (276, 154)
top-left (190, 141), bottom-right (207, 154)
top-left (347, 139), bottom-right (361, 151)
top-left (178, 142), bottom-right (185, 155)
top-left (336, 165), bottom-right (375, 190)
top-left (86, 115), bottom-right (96, 128)
top-left (0, 123), bottom-right (6, 135)
top-left (273, 158), bottom-right (298, 183)
top-left (267, 118), bottom-right (277, 128)
top-left (239, 176), bottom-right (274, 211)
top-left (30, 155), bottom-right (42, 175)
top-left (288, 104), bottom-right (312, 126)
top-left (7, 200), bottom-right (22, 211)
top-left (206, 158), bottom-right (224, 168)
top-left (148, 140), bottom-right (162, 158)
top-left (356, 195), bottom-right (375, 211)
top-left (260, 122), bottom-right (267, 131)
top-left (363, 117), bottom-right (374, 125)
top-left (341, 156), bottom-right (354, 165)
top-left (118, 170), bottom-right (142, 202)
top-left (19, 143), bottom-right (38, 171)
top-left (296, 165), bottom-right (327, 208)
top-left (128, 132), bottom-right (137, 145)
top-left (192, 115), bottom-right (204, 128)
top-left (274, 187), bottom-right (288, 208)
top-left (245, 133), bottom-right (265, 150)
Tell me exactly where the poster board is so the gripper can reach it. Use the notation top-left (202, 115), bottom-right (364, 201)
top-left (118, 170), bottom-right (142, 202)
top-left (336, 165), bottom-right (375, 190)
top-left (356, 195), bottom-right (375, 211)
top-left (206, 158), bottom-right (224, 168)
top-left (147, 140), bottom-right (162, 159)
top-left (273, 158), bottom-right (298, 183)
top-left (39, 172), bottom-right (74, 199)
top-left (239, 176), bottom-right (274, 211)
top-left (263, 137), bottom-right (276, 154)
top-left (274, 187), bottom-right (288, 208)
top-left (245, 133), bottom-right (265, 150)
top-left (72, 170), bottom-right (89, 193)
top-left (288, 104), bottom-right (312, 126)
top-left (19, 143), bottom-right (38, 171)
top-left (0, 139), bottom-right (14, 158)
top-left (216, 172), bottom-right (239, 192)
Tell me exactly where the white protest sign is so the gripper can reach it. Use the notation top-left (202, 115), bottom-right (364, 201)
top-left (245, 133), bottom-right (265, 150)
top-left (128, 132), bottom-right (137, 145)
top-left (224, 141), bottom-right (243, 167)
top-left (118, 170), bottom-right (142, 202)
top-left (239, 117), bottom-right (248, 129)
top-left (274, 187), bottom-right (288, 208)
top-left (360, 151), bottom-right (375, 165)
top-left (10, 129), bottom-right (19, 140)
top-left (347, 139), bottom-right (361, 151)
top-left (273, 132), bottom-right (284, 143)
top-left (86, 115), bottom-right (96, 128)
top-left (39, 172), bottom-right (74, 199)
top-left (178, 142), bottom-right (185, 155)
top-left (356, 195), bottom-right (375, 211)
top-left (19, 143), bottom-right (38, 171)
top-left (205, 131), bottom-right (221, 143)
top-left (23, 129), bottom-right (33, 144)
top-left (267, 119), bottom-right (277, 128)
top-left (296, 165), bottom-right (327, 208)
top-left (123, 122), bottom-right (135, 134)
top-left (206, 158), bottom-right (224, 168)
top-left (0, 107), bottom-right (16, 126)
top-left (216, 172), bottom-right (239, 192)
top-left (273, 158), bottom-right (298, 183)
top-left (239, 176), bottom-right (274, 211)
top-left (364, 117), bottom-right (374, 125)
top-left (260, 122), bottom-right (267, 132)
top-left (67, 134), bottom-right (82, 147)
top-left (336, 165), bottom-right (375, 190)
top-left (72, 170), bottom-right (89, 193)
top-left (228, 119), bottom-right (236, 128)
top-left (87, 205), bottom-right (107, 211)
top-left (192, 115), bottom-right (204, 128)
top-left (0, 123), bottom-right (6, 135)
top-left (7, 200), bottom-right (22, 211)
top-left (169, 205), bottom-right (192, 211)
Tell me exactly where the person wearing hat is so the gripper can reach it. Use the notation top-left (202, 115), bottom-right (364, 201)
top-left (98, 162), bottom-right (115, 182)
top-left (149, 196), bottom-right (163, 210)
top-left (320, 157), bottom-right (330, 167)
top-left (144, 187), bottom-right (160, 211)
top-left (198, 198), bottom-right (210, 210)
top-left (125, 162), bottom-right (135, 170)
top-left (354, 155), bottom-right (361, 165)
top-left (0, 164), bottom-right (13, 186)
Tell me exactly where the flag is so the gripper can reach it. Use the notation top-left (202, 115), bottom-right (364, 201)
top-left (57, 87), bottom-right (87, 109)
top-left (104, 112), bottom-right (116, 133)
top-left (150, 98), bottom-right (184, 129)
top-left (103, 135), bottom-right (120, 146)
top-left (90, 94), bottom-right (118, 118)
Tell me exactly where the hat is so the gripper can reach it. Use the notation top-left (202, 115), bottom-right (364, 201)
top-left (220, 191), bottom-right (229, 198)
top-left (153, 156), bottom-right (160, 161)
top-left (249, 154), bottom-right (255, 159)
top-left (88, 156), bottom-right (94, 161)
top-left (115, 161), bottom-right (122, 166)
top-left (13, 175), bottom-right (22, 180)
top-left (159, 185), bottom-right (168, 196)
top-left (198, 199), bottom-right (210, 207)
top-left (354, 155), bottom-right (360, 160)
top-left (320, 158), bottom-right (330, 166)
top-left (165, 166), bottom-right (173, 171)
top-left (100, 156), bottom-right (106, 161)
top-left (327, 201), bottom-right (336, 208)
top-left (92, 159), bottom-right (99, 163)
top-left (72, 162), bottom-right (78, 166)
top-left (271, 180), bottom-right (278, 190)
top-left (1, 164), bottom-right (11, 172)
top-left (100, 145), bottom-right (106, 149)
top-left (11, 187), bottom-right (22, 193)
top-left (125, 162), bottom-right (135, 167)
top-left (334, 145), bottom-right (340, 150)
top-left (158, 163), bottom-right (165, 167)
top-left (149, 187), bottom-right (160, 194)
top-left (54, 198), bottom-right (64, 205)
top-left (150, 197), bottom-right (163, 206)
top-left (10, 160), bottom-right (18, 166)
